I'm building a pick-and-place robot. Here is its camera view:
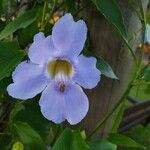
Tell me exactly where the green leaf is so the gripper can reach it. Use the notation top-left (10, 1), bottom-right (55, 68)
top-left (0, 20), bottom-right (6, 32)
top-left (13, 121), bottom-right (45, 150)
top-left (144, 84), bottom-right (150, 94)
top-left (0, 9), bottom-right (37, 40)
top-left (15, 98), bottom-right (50, 140)
top-left (52, 128), bottom-right (88, 150)
top-left (97, 57), bottom-right (118, 79)
top-left (0, 0), bottom-right (3, 15)
top-left (143, 67), bottom-right (150, 81)
top-left (83, 50), bottom-right (118, 79)
top-left (88, 139), bottom-right (117, 150)
top-left (11, 103), bottom-right (25, 119)
top-left (0, 40), bottom-right (25, 80)
top-left (94, 0), bottom-right (127, 38)
top-left (111, 101), bottom-right (125, 133)
top-left (12, 141), bottom-right (24, 150)
top-left (108, 133), bottom-right (146, 149)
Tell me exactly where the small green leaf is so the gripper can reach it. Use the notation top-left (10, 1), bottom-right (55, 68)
top-left (143, 67), bottom-right (150, 81)
top-left (12, 141), bottom-right (24, 150)
top-left (0, 40), bottom-right (26, 80)
top-left (111, 101), bottom-right (125, 133)
top-left (88, 139), bottom-right (117, 150)
top-left (94, 0), bottom-right (127, 38)
top-left (108, 133), bottom-right (146, 149)
top-left (0, 9), bottom-right (37, 40)
top-left (144, 84), bottom-right (150, 94)
top-left (15, 98), bottom-right (50, 140)
top-left (83, 51), bottom-right (118, 79)
top-left (52, 128), bottom-right (88, 150)
top-left (13, 121), bottom-right (45, 150)
top-left (11, 103), bottom-right (25, 119)
top-left (97, 57), bottom-right (118, 79)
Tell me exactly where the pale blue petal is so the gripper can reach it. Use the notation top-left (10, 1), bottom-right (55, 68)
top-left (52, 14), bottom-right (87, 58)
top-left (73, 55), bottom-right (101, 89)
top-left (65, 82), bottom-right (89, 125)
top-left (33, 32), bottom-right (45, 42)
top-left (39, 82), bottom-right (65, 124)
top-left (7, 75), bottom-right (48, 100)
top-left (28, 32), bottom-right (55, 64)
top-left (7, 61), bottom-right (48, 99)
top-left (39, 81), bottom-right (88, 125)
top-left (12, 61), bottom-right (44, 82)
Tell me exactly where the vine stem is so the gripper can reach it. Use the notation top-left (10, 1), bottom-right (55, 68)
top-left (122, 37), bottom-right (138, 66)
top-left (137, 0), bottom-right (147, 67)
top-left (43, 0), bottom-right (56, 29)
top-left (87, 81), bottom-right (133, 139)
top-left (40, 1), bottom-right (47, 31)
top-left (87, 60), bottom-right (149, 139)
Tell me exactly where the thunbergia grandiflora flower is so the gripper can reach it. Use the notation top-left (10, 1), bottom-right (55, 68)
top-left (7, 14), bottom-right (101, 125)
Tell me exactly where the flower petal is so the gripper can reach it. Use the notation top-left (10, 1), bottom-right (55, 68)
top-left (39, 82), bottom-right (65, 124)
top-left (73, 55), bottom-right (101, 89)
top-left (52, 14), bottom-right (87, 58)
top-left (12, 61), bottom-right (44, 82)
top-left (65, 83), bottom-right (89, 125)
top-left (7, 75), bottom-right (48, 100)
top-left (39, 81), bottom-right (88, 125)
top-left (28, 32), bottom-right (55, 64)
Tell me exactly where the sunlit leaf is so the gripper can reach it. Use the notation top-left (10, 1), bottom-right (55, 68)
top-left (0, 9), bottom-right (37, 40)
top-left (12, 141), bottom-right (24, 150)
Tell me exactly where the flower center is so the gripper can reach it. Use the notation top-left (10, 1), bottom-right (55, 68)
top-left (47, 59), bottom-right (73, 78)
top-left (47, 59), bottom-right (73, 92)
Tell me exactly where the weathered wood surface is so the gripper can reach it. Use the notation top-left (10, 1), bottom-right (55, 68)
top-left (80, 0), bottom-right (149, 139)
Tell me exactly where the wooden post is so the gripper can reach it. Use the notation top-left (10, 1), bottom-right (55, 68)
top-left (80, 0), bottom-right (148, 139)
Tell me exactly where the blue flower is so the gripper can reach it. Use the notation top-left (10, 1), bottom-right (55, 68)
top-left (7, 14), bottom-right (101, 125)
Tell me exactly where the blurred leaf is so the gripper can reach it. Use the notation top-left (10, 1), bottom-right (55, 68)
top-left (143, 67), bottom-right (150, 81)
top-left (65, 0), bottom-right (76, 14)
top-left (0, 20), bottom-right (6, 32)
top-left (13, 121), bottom-right (45, 150)
top-left (124, 125), bottom-right (150, 150)
top-left (144, 84), bottom-right (150, 94)
top-left (0, 77), bottom-right (12, 102)
top-left (52, 128), bottom-right (88, 150)
top-left (97, 57), bottom-right (118, 79)
top-left (0, 40), bottom-right (25, 80)
top-left (0, 0), bottom-right (3, 15)
top-left (14, 98), bottom-right (50, 140)
top-left (94, 0), bottom-right (127, 38)
top-left (12, 141), bottom-right (24, 150)
top-left (17, 6), bottom-right (43, 48)
top-left (88, 139), bottom-right (117, 150)
top-left (108, 133), bottom-right (146, 149)
top-left (111, 101), bottom-right (125, 133)
top-left (11, 103), bottom-right (25, 119)
top-left (0, 134), bottom-right (12, 150)
top-left (0, 9), bottom-right (37, 40)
